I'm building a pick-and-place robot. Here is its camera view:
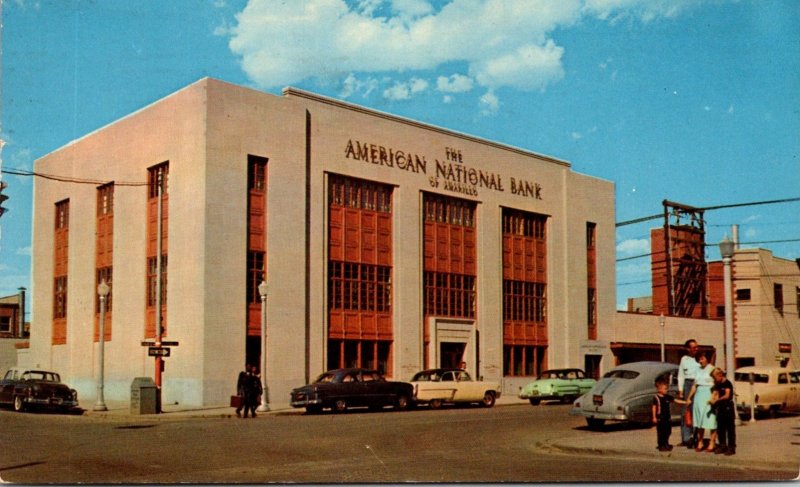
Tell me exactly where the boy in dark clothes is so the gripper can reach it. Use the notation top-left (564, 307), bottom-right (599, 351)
top-left (652, 378), bottom-right (691, 451)
top-left (710, 368), bottom-right (736, 455)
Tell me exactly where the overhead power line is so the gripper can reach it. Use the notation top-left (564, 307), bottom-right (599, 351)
top-left (616, 197), bottom-right (800, 227)
top-left (1, 167), bottom-right (147, 187)
top-left (616, 238), bottom-right (800, 262)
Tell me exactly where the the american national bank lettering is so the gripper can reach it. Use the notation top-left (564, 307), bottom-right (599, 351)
top-left (343, 139), bottom-right (542, 200)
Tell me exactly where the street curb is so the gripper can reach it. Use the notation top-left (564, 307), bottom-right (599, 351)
top-left (537, 440), bottom-right (798, 474)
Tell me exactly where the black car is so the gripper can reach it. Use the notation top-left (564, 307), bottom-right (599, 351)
top-left (0, 367), bottom-right (80, 413)
top-left (290, 368), bottom-right (413, 414)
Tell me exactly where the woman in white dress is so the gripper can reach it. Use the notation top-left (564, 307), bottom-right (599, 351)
top-left (688, 353), bottom-right (717, 452)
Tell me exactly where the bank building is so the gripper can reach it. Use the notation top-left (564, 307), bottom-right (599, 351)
top-left (27, 78), bottom-right (616, 408)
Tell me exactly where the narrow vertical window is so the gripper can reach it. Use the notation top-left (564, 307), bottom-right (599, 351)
top-left (95, 183), bottom-right (114, 342)
top-left (586, 222), bottom-right (597, 340)
top-left (53, 199), bottom-right (69, 345)
top-left (774, 283), bottom-right (784, 315)
top-left (146, 163), bottom-right (168, 338)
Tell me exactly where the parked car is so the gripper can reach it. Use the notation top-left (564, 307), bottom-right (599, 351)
top-left (408, 368), bottom-right (501, 408)
top-left (518, 368), bottom-right (596, 405)
top-left (0, 367), bottom-right (80, 413)
top-left (290, 368), bottom-right (413, 413)
top-left (571, 361), bottom-right (679, 430)
top-left (734, 366), bottom-right (800, 418)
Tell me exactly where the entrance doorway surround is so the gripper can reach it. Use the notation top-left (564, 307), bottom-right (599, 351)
top-left (427, 318), bottom-right (477, 377)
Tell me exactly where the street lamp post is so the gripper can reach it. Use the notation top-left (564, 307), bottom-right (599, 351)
top-left (719, 235), bottom-right (739, 424)
top-left (257, 280), bottom-right (269, 412)
top-left (659, 313), bottom-right (666, 362)
top-left (94, 279), bottom-right (110, 411)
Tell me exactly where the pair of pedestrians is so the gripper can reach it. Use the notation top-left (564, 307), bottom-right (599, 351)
top-left (235, 364), bottom-right (263, 418)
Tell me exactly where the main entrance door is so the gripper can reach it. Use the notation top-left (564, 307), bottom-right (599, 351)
top-left (428, 318), bottom-right (476, 376)
top-left (440, 342), bottom-right (466, 369)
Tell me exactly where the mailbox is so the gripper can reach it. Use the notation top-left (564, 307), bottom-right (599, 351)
top-left (130, 377), bottom-right (160, 414)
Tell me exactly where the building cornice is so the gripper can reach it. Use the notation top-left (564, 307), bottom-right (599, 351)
top-left (283, 87), bottom-right (571, 168)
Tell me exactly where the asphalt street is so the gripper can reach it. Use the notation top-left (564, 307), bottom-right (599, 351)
top-left (1, 400), bottom-right (796, 483)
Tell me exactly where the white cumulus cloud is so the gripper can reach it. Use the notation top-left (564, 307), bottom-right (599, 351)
top-left (479, 91), bottom-right (500, 115)
top-left (383, 77), bottom-right (429, 100)
top-left (616, 238), bottom-right (650, 255)
top-left (228, 0), bottom-right (707, 107)
top-left (229, 0), bottom-right (581, 91)
top-left (436, 74), bottom-right (474, 93)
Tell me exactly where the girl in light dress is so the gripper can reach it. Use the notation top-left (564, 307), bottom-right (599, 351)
top-left (687, 353), bottom-right (717, 452)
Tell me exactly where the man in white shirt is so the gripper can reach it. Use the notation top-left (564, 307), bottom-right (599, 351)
top-left (677, 339), bottom-right (700, 447)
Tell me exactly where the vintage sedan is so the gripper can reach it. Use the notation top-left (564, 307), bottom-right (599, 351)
top-left (409, 368), bottom-right (501, 408)
top-left (734, 366), bottom-right (800, 418)
top-left (290, 368), bottom-right (413, 413)
top-left (0, 367), bottom-right (80, 413)
top-left (571, 361), bottom-right (680, 430)
top-left (519, 368), bottom-right (596, 405)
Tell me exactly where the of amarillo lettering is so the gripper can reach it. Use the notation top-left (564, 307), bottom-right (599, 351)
top-left (344, 139), bottom-right (542, 200)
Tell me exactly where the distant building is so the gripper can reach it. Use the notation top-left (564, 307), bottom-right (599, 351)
top-left (711, 248), bottom-right (800, 368)
top-left (28, 78), bottom-right (616, 408)
top-left (619, 230), bottom-right (799, 370)
top-left (626, 296), bottom-right (652, 314)
top-left (0, 288), bottom-right (29, 373)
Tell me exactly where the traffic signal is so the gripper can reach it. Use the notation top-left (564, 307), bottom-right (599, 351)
top-left (0, 181), bottom-right (7, 218)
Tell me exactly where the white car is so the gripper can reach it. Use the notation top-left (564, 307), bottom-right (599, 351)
top-left (734, 366), bottom-right (800, 418)
top-left (409, 368), bottom-right (501, 409)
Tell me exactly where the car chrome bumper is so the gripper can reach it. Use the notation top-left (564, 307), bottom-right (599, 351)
top-left (569, 408), bottom-right (627, 421)
top-left (25, 397), bottom-right (79, 408)
top-left (290, 397), bottom-right (322, 408)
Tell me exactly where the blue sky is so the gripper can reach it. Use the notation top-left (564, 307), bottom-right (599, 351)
top-left (1, 0), bottom-right (798, 312)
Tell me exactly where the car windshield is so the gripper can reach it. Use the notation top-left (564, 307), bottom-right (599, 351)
top-left (314, 372), bottom-right (338, 383)
top-left (734, 372), bottom-right (768, 383)
top-left (412, 371), bottom-right (441, 382)
top-left (21, 371), bottom-right (60, 382)
top-left (602, 370), bottom-right (640, 380)
top-left (539, 371), bottom-right (563, 379)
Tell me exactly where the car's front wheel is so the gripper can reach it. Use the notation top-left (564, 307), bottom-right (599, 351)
top-left (305, 405), bottom-right (322, 414)
top-left (333, 399), bottom-right (347, 413)
top-left (13, 395), bottom-right (25, 412)
top-left (529, 398), bottom-right (541, 406)
top-left (481, 391), bottom-right (496, 408)
top-left (395, 395), bottom-right (410, 411)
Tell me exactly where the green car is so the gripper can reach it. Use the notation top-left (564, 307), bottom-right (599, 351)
top-left (518, 368), bottom-right (596, 405)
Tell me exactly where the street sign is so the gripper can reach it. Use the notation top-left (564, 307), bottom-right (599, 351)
top-left (141, 341), bottom-right (179, 347)
top-left (148, 347), bottom-right (171, 357)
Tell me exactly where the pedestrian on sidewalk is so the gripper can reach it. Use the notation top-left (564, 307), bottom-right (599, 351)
top-left (687, 353), bottom-right (717, 452)
top-left (653, 377), bottom-right (691, 451)
top-left (243, 365), bottom-right (263, 418)
top-left (677, 339), bottom-right (700, 448)
top-left (710, 367), bottom-right (736, 455)
top-left (234, 365), bottom-right (249, 418)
